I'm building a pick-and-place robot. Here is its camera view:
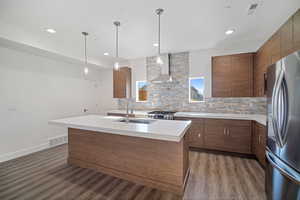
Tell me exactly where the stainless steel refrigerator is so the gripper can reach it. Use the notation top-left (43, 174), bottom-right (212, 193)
top-left (266, 51), bottom-right (300, 200)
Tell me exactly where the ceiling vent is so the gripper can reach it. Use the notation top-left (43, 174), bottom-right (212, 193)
top-left (247, 3), bottom-right (259, 15)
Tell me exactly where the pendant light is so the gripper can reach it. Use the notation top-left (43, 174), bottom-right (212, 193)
top-left (113, 21), bottom-right (121, 70)
top-left (82, 32), bottom-right (89, 75)
top-left (155, 8), bottom-right (164, 65)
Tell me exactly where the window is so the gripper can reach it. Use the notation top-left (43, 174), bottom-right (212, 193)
top-left (136, 81), bottom-right (148, 102)
top-left (189, 77), bottom-right (205, 102)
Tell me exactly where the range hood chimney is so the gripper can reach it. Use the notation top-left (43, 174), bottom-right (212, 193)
top-left (151, 54), bottom-right (173, 83)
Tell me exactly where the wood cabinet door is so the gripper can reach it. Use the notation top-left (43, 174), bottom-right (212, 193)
top-left (252, 122), bottom-right (259, 155)
top-left (280, 18), bottom-right (294, 57)
top-left (212, 56), bottom-right (232, 97)
top-left (257, 124), bottom-right (267, 167)
top-left (231, 53), bottom-right (253, 97)
top-left (188, 119), bottom-right (204, 148)
top-left (226, 121), bottom-right (252, 154)
top-left (174, 117), bottom-right (204, 148)
top-left (293, 10), bottom-right (300, 52)
top-left (254, 66), bottom-right (264, 97)
top-left (113, 67), bottom-right (131, 98)
top-left (252, 122), bottom-right (267, 167)
top-left (269, 32), bottom-right (281, 64)
top-left (204, 119), bottom-right (227, 151)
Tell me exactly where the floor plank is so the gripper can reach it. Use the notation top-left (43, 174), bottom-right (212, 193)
top-left (0, 144), bottom-right (266, 200)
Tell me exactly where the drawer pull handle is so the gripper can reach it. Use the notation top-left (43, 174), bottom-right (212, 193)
top-left (198, 134), bottom-right (201, 138)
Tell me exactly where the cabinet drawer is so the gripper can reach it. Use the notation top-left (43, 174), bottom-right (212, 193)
top-left (205, 119), bottom-right (251, 127)
top-left (224, 120), bottom-right (251, 127)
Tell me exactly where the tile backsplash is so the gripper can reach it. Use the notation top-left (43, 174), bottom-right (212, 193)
top-left (119, 52), bottom-right (267, 114)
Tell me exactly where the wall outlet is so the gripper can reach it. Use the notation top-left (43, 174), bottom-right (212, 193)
top-left (49, 135), bottom-right (68, 147)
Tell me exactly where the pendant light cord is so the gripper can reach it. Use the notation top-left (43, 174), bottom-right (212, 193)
top-left (116, 24), bottom-right (119, 58)
top-left (158, 13), bottom-right (161, 55)
top-left (156, 8), bottom-right (163, 55)
top-left (84, 34), bottom-right (87, 65)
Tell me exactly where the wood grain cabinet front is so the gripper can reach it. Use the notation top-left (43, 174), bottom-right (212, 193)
top-left (175, 117), bottom-right (204, 148)
top-left (204, 119), bottom-right (252, 154)
top-left (253, 9), bottom-right (300, 97)
top-left (280, 17), bottom-right (294, 57)
top-left (212, 56), bottom-right (232, 97)
top-left (252, 122), bottom-right (267, 167)
top-left (113, 67), bottom-right (131, 98)
top-left (203, 119), bottom-right (227, 151)
top-left (175, 117), bottom-right (252, 154)
top-left (212, 53), bottom-right (254, 98)
top-left (293, 10), bottom-right (300, 52)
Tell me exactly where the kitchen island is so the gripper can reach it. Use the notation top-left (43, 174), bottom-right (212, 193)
top-left (49, 115), bottom-right (191, 195)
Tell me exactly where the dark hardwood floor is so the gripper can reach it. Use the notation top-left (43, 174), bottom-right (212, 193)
top-left (0, 144), bottom-right (266, 200)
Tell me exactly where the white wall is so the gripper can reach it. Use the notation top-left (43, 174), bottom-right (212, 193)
top-left (189, 51), bottom-right (212, 98)
top-left (129, 58), bottom-right (147, 100)
top-left (0, 45), bottom-right (117, 162)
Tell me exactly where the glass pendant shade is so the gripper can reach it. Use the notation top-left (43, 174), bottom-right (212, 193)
top-left (114, 62), bottom-right (120, 70)
top-left (84, 66), bottom-right (89, 75)
top-left (82, 32), bottom-right (89, 76)
top-left (113, 21), bottom-right (121, 71)
top-left (156, 56), bottom-right (163, 65)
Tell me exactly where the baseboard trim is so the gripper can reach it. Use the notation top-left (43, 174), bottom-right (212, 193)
top-left (0, 140), bottom-right (67, 163)
top-left (0, 143), bottom-right (49, 163)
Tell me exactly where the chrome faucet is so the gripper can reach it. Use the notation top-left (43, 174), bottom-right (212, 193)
top-left (125, 98), bottom-right (133, 123)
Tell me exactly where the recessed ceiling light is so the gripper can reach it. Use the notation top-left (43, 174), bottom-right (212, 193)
top-left (153, 43), bottom-right (159, 47)
top-left (46, 28), bottom-right (56, 34)
top-left (104, 52), bottom-right (109, 56)
top-left (225, 29), bottom-right (235, 35)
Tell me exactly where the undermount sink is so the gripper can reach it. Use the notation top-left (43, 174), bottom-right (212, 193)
top-left (118, 118), bottom-right (155, 124)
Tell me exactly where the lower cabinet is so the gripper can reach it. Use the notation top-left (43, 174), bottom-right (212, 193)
top-left (187, 119), bottom-right (204, 148)
top-left (175, 117), bottom-right (204, 148)
top-left (252, 122), bottom-right (267, 167)
top-left (204, 119), bottom-right (252, 154)
top-left (175, 117), bottom-right (252, 154)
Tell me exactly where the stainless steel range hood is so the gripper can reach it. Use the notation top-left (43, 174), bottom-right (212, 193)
top-left (151, 54), bottom-right (173, 83)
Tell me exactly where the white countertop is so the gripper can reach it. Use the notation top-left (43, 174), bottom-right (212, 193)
top-left (175, 112), bottom-right (267, 126)
top-left (107, 110), bottom-right (267, 126)
top-left (49, 115), bottom-right (191, 142)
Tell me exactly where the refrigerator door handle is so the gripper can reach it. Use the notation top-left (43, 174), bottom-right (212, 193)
top-left (266, 150), bottom-right (300, 185)
top-left (271, 64), bottom-right (285, 148)
top-left (278, 72), bottom-right (289, 146)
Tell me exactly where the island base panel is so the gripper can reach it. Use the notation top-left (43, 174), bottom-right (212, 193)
top-left (68, 128), bottom-right (189, 195)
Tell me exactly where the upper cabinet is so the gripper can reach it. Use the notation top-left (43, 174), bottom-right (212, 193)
top-left (293, 10), bottom-right (300, 51)
top-left (212, 55), bottom-right (232, 97)
top-left (254, 9), bottom-right (300, 97)
top-left (212, 53), bottom-right (254, 97)
top-left (113, 67), bottom-right (132, 98)
top-left (280, 17), bottom-right (294, 57)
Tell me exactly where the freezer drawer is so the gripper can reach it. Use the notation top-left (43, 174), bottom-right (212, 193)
top-left (266, 151), bottom-right (300, 200)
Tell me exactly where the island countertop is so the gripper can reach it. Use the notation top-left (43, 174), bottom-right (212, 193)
top-left (49, 115), bottom-right (191, 142)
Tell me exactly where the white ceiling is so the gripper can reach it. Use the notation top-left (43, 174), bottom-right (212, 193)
top-left (0, 0), bottom-right (299, 67)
